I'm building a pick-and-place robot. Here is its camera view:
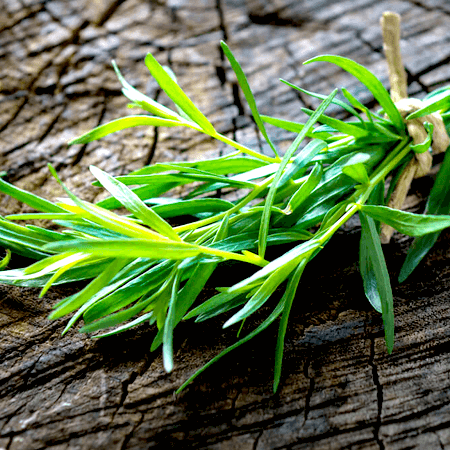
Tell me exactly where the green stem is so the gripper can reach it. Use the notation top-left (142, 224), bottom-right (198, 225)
top-left (318, 203), bottom-right (360, 244)
top-left (175, 175), bottom-right (275, 234)
top-left (212, 132), bottom-right (280, 164)
top-left (358, 138), bottom-right (411, 205)
top-left (198, 245), bottom-right (268, 267)
top-left (316, 137), bottom-right (413, 245)
top-left (327, 135), bottom-right (354, 150)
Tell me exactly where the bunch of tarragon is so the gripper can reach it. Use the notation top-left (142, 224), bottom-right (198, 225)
top-left (1, 14), bottom-right (450, 392)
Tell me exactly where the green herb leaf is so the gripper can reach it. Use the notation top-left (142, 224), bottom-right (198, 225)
top-left (149, 198), bottom-right (234, 218)
top-left (258, 89), bottom-right (337, 257)
top-left (278, 139), bottom-right (327, 188)
top-left (281, 80), bottom-right (364, 122)
top-left (406, 91), bottom-right (450, 120)
top-left (221, 41), bottom-right (279, 158)
top-left (223, 260), bottom-right (296, 328)
top-left (0, 178), bottom-right (66, 213)
top-left (358, 182), bottom-right (385, 312)
top-left (341, 87), bottom-right (374, 124)
top-left (90, 165), bottom-right (182, 241)
top-left (283, 162), bottom-right (323, 215)
top-left (112, 60), bottom-right (180, 120)
top-left (342, 162), bottom-right (369, 184)
top-left (360, 213), bottom-right (382, 313)
top-left (410, 122), bottom-right (433, 154)
top-left (359, 212), bottom-right (394, 352)
top-left (57, 258), bottom-right (131, 335)
top-left (176, 299), bottom-right (286, 394)
top-left (361, 205), bottom-right (450, 237)
top-left (163, 271), bottom-right (181, 372)
top-left (144, 52), bottom-right (215, 134)
top-left (0, 249), bottom-right (11, 270)
top-left (304, 55), bottom-right (405, 133)
top-left (92, 313), bottom-right (154, 338)
top-left (301, 107), bottom-right (369, 138)
top-left (261, 115), bottom-right (332, 140)
top-left (399, 147), bottom-right (450, 281)
top-left (81, 261), bottom-right (172, 324)
top-left (398, 233), bottom-right (439, 283)
top-left (69, 116), bottom-right (190, 145)
top-left (273, 259), bottom-right (306, 392)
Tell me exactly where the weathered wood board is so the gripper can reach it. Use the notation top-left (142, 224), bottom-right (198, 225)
top-left (2, 0), bottom-right (450, 448)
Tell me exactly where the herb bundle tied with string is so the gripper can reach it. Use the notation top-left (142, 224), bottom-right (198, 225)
top-left (1, 12), bottom-right (450, 393)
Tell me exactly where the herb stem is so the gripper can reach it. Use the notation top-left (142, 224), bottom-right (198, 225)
top-left (358, 138), bottom-right (412, 204)
top-left (327, 135), bottom-right (354, 150)
top-left (198, 245), bottom-right (268, 266)
top-left (212, 132), bottom-right (280, 164)
top-left (175, 175), bottom-right (275, 234)
top-left (318, 203), bottom-right (360, 244)
top-left (315, 137), bottom-right (412, 247)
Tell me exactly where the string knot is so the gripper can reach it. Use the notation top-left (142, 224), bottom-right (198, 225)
top-left (380, 12), bottom-right (450, 242)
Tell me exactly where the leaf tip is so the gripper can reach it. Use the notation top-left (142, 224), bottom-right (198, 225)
top-left (272, 380), bottom-right (280, 394)
top-left (47, 163), bottom-right (58, 179)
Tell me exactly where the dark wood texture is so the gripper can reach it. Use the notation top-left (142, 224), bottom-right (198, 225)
top-left (2, 1), bottom-right (450, 448)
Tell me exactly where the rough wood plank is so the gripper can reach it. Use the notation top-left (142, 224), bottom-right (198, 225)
top-left (2, 1), bottom-right (450, 449)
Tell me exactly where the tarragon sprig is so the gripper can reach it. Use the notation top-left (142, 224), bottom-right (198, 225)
top-left (1, 37), bottom-right (450, 393)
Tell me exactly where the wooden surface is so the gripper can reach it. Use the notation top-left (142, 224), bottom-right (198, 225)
top-left (2, 1), bottom-right (450, 449)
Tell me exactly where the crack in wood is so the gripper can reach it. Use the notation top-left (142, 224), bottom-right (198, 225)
top-left (405, 0), bottom-right (450, 16)
top-left (119, 412), bottom-right (144, 450)
top-left (215, 0), bottom-right (229, 42)
top-left (94, 0), bottom-right (128, 27)
top-left (0, 2), bottom-right (45, 33)
top-left (252, 429), bottom-right (264, 450)
top-left (303, 350), bottom-right (314, 425)
top-left (69, 97), bottom-right (107, 167)
top-left (369, 335), bottom-right (385, 450)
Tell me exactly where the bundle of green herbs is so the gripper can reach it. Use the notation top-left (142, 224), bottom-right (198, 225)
top-left (2, 13), bottom-right (450, 392)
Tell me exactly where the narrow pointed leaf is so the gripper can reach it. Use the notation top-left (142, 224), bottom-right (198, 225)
top-left (144, 52), bottom-right (215, 134)
top-left (0, 250), bottom-right (11, 270)
top-left (341, 87), bottom-right (374, 124)
top-left (0, 178), bottom-right (66, 213)
top-left (221, 41), bottom-right (279, 158)
top-left (304, 55), bottom-right (405, 133)
top-left (260, 115), bottom-right (332, 140)
top-left (410, 122), bottom-right (433, 154)
top-left (406, 90), bottom-right (450, 120)
top-left (111, 60), bottom-right (180, 120)
top-left (176, 299), bottom-right (285, 394)
top-left (278, 139), bottom-right (327, 188)
top-left (398, 233), bottom-right (438, 283)
top-left (58, 258), bottom-right (132, 334)
top-left (281, 79), bottom-right (363, 122)
top-left (301, 107), bottom-right (369, 138)
top-left (223, 261), bottom-right (295, 328)
top-left (258, 89), bottom-right (337, 257)
top-left (273, 259), bottom-right (306, 392)
top-left (399, 147), bottom-right (450, 281)
top-left (359, 212), bottom-right (394, 353)
top-left (163, 271), bottom-right (181, 372)
top-left (360, 213), bottom-right (382, 313)
top-left (69, 116), bottom-right (193, 145)
top-left (93, 313), bottom-right (154, 338)
top-left (361, 205), bottom-right (450, 237)
top-left (283, 163), bottom-right (323, 214)
top-left (90, 165), bottom-right (181, 241)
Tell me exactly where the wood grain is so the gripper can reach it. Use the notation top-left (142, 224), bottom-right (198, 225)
top-left (2, 1), bottom-right (450, 448)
